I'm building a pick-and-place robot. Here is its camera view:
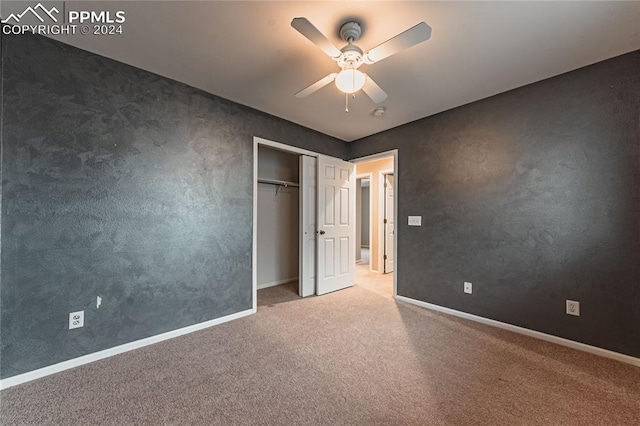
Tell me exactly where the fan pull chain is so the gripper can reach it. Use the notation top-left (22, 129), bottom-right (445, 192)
top-left (345, 92), bottom-right (349, 113)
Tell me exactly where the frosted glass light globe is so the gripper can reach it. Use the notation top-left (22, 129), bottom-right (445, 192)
top-left (335, 69), bottom-right (365, 94)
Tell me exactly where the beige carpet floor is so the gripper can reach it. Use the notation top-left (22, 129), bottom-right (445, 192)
top-left (1, 266), bottom-right (639, 425)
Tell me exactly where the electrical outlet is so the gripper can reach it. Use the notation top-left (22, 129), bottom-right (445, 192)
top-left (566, 300), bottom-right (580, 316)
top-left (408, 216), bottom-right (422, 226)
top-left (69, 310), bottom-right (84, 329)
top-left (464, 282), bottom-right (473, 294)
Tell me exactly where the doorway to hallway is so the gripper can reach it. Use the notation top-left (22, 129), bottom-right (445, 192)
top-left (352, 149), bottom-right (398, 297)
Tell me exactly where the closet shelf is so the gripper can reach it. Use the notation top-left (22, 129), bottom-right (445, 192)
top-left (258, 178), bottom-right (299, 188)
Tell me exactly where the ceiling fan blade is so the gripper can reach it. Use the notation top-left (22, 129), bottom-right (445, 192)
top-left (362, 75), bottom-right (388, 103)
top-left (364, 22), bottom-right (432, 64)
top-left (295, 73), bottom-right (338, 98)
top-left (291, 17), bottom-right (342, 59)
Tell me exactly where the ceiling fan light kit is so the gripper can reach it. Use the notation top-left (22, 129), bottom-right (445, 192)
top-left (335, 68), bottom-right (365, 94)
top-left (291, 17), bottom-right (432, 112)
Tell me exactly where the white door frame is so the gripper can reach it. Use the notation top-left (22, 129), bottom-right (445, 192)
top-left (350, 150), bottom-right (398, 298)
top-left (356, 172), bottom-right (373, 272)
top-left (252, 137), bottom-right (322, 312)
top-left (382, 172), bottom-right (394, 274)
top-left (378, 168), bottom-right (394, 274)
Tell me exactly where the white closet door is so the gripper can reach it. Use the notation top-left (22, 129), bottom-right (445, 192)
top-left (299, 155), bottom-right (316, 297)
top-left (316, 155), bottom-right (355, 295)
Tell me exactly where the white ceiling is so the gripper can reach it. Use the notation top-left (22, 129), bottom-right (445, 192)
top-left (40, 1), bottom-right (640, 141)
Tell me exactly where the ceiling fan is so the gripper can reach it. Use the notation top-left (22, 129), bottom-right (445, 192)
top-left (291, 17), bottom-right (432, 110)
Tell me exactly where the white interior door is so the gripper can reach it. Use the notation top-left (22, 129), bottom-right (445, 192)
top-left (355, 179), bottom-right (362, 262)
top-left (384, 174), bottom-right (394, 274)
top-left (317, 155), bottom-right (355, 295)
top-left (299, 155), bottom-right (316, 297)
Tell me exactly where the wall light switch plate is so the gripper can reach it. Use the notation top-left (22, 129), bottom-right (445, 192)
top-left (69, 310), bottom-right (84, 329)
top-left (566, 300), bottom-right (580, 316)
top-left (464, 282), bottom-right (473, 294)
top-left (408, 216), bottom-right (422, 226)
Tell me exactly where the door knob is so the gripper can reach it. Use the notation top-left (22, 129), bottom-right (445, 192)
top-left (319, 230), bottom-right (325, 235)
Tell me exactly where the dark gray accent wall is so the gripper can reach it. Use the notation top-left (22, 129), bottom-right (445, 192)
top-left (349, 51), bottom-right (640, 357)
top-left (0, 31), bottom-right (346, 379)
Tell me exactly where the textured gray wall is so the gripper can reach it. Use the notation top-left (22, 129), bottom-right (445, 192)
top-left (349, 51), bottom-right (640, 357)
top-left (0, 32), bottom-right (346, 379)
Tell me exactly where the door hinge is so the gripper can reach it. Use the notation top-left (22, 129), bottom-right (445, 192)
top-left (383, 254), bottom-right (387, 260)
top-left (383, 219), bottom-right (387, 224)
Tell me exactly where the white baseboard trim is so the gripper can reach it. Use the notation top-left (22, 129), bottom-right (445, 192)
top-left (0, 308), bottom-right (255, 390)
top-left (395, 295), bottom-right (640, 368)
top-left (257, 277), bottom-right (297, 290)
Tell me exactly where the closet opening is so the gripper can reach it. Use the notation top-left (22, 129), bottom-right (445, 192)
top-left (256, 145), bottom-right (302, 306)
top-left (252, 136), bottom-right (373, 310)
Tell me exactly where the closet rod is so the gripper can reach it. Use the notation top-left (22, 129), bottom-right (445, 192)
top-left (257, 178), bottom-right (299, 188)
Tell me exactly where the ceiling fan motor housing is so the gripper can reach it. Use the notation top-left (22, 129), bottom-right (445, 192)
top-left (336, 22), bottom-right (365, 69)
top-left (337, 44), bottom-right (364, 69)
